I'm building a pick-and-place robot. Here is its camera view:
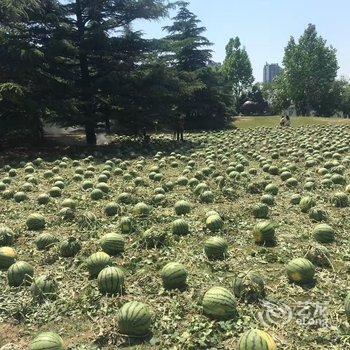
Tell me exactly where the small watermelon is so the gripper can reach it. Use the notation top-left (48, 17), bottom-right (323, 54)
top-left (237, 329), bottom-right (277, 350)
top-left (100, 233), bottom-right (125, 256)
top-left (313, 224), bottom-right (335, 244)
top-left (204, 236), bottom-right (228, 260)
top-left (202, 286), bottom-right (237, 320)
top-left (30, 332), bottom-right (64, 350)
top-left (118, 301), bottom-right (152, 336)
top-left (97, 266), bottom-right (124, 295)
top-left (0, 246), bottom-right (17, 269)
top-left (7, 261), bottom-right (34, 287)
top-left (286, 258), bottom-right (315, 284)
top-left (161, 262), bottom-right (187, 290)
top-left (85, 252), bottom-right (112, 278)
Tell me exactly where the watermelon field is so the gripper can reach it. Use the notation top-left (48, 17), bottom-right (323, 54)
top-left (0, 122), bottom-right (350, 349)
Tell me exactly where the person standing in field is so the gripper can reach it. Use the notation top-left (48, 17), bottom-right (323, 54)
top-left (284, 115), bottom-right (291, 127)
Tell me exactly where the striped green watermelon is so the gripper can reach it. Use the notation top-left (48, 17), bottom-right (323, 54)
top-left (313, 224), bottom-right (335, 243)
top-left (0, 226), bottom-right (14, 246)
top-left (97, 266), bottom-right (124, 295)
top-left (204, 236), bottom-right (228, 260)
top-left (172, 219), bottom-right (190, 235)
top-left (118, 301), bottom-right (152, 336)
top-left (85, 252), bottom-right (112, 278)
top-left (161, 262), bottom-right (187, 290)
top-left (286, 258), bottom-right (315, 284)
top-left (0, 246), bottom-right (17, 269)
top-left (206, 214), bottom-right (224, 232)
top-left (100, 233), bottom-right (125, 256)
top-left (26, 213), bottom-right (46, 231)
top-left (238, 329), bottom-right (277, 350)
top-left (300, 196), bottom-right (316, 213)
top-left (119, 216), bottom-right (133, 234)
top-left (253, 221), bottom-right (276, 245)
top-left (60, 237), bottom-right (81, 257)
top-left (174, 200), bottom-right (191, 215)
top-left (30, 332), bottom-right (64, 350)
top-left (252, 204), bottom-right (269, 219)
top-left (31, 275), bottom-right (58, 299)
top-left (233, 272), bottom-right (266, 302)
top-left (331, 192), bottom-right (348, 208)
top-left (7, 261), bottom-right (34, 287)
top-left (202, 286), bottom-right (237, 320)
top-left (35, 233), bottom-right (58, 250)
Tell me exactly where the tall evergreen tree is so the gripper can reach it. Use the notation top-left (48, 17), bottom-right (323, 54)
top-left (0, 0), bottom-right (60, 142)
top-left (163, 1), bottom-right (212, 71)
top-left (51, 0), bottom-right (171, 144)
top-left (163, 1), bottom-right (231, 131)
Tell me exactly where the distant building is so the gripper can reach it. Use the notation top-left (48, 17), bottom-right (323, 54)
top-left (263, 63), bottom-right (282, 84)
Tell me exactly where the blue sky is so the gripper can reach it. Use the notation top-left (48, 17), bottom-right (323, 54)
top-left (134, 0), bottom-right (350, 82)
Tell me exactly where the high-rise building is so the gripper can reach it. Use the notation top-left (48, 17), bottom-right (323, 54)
top-left (263, 63), bottom-right (282, 83)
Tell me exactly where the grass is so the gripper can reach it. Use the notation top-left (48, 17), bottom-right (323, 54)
top-left (234, 116), bottom-right (350, 129)
top-left (0, 124), bottom-right (349, 349)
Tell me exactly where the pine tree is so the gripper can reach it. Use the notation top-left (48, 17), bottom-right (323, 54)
top-left (51, 0), bottom-right (171, 144)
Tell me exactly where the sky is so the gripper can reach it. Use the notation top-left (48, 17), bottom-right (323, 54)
top-left (134, 0), bottom-right (350, 82)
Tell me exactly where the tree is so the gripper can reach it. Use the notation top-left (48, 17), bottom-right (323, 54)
top-left (51, 0), bottom-right (171, 145)
top-left (163, 1), bottom-right (212, 71)
top-left (282, 24), bottom-right (338, 116)
top-left (222, 36), bottom-right (254, 110)
top-left (163, 1), bottom-right (231, 131)
top-left (0, 0), bottom-right (61, 142)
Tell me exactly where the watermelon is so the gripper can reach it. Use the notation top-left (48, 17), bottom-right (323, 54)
top-left (161, 262), bottom-right (187, 290)
top-left (7, 261), bottom-right (34, 287)
top-left (31, 275), bottom-right (58, 299)
top-left (118, 301), bottom-right (152, 336)
top-left (35, 233), bottom-right (58, 250)
top-left (26, 214), bottom-right (46, 231)
top-left (253, 221), bottom-right (276, 245)
top-left (237, 329), bottom-right (277, 350)
top-left (202, 286), bottom-right (237, 320)
top-left (252, 204), bottom-right (269, 219)
top-left (100, 233), bottom-right (125, 255)
top-left (97, 266), bottom-right (124, 295)
top-left (90, 189), bottom-right (104, 200)
top-left (233, 272), bottom-right (266, 302)
top-left (309, 207), bottom-right (328, 222)
top-left (331, 192), bottom-right (348, 208)
top-left (174, 200), bottom-right (191, 215)
top-left (60, 237), bottom-right (81, 257)
top-left (37, 194), bottom-right (50, 205)
top-left (300, 196), bottom-right (316, 213)
top-left (306, 244), bottom-right (331, 267)
top-left (286, 258), bottom-right (315, 284)
top-left (0, 226), bottom-right (14, 246)
top-left (119, 216), bottom-right (133, 234)
top-left (204, 236), bottom-right (228, 260)
top-left (172, 219), bottom-right (190, 235)
top-left (133, 202), bottom-right (151, 216)
top-left (104, 202), bottom-right (119, 216)
top-left (30, 332), bottom-right (64, 350)
top-left (85, 252), bottom-right (112, 278)
top-left (0, 247), bottom-right (17, 269)
top-left (61, 199), bottom-right (76, 210)
top-left (313, 224), bottom-right (335, 243)
top-left (206, 214), bottom-right (224, 232)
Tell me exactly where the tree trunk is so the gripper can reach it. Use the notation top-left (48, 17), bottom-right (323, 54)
top-left (85, 122), bottom-right (96, 146)
top-left (105, 117), bottom-right (111, 133)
